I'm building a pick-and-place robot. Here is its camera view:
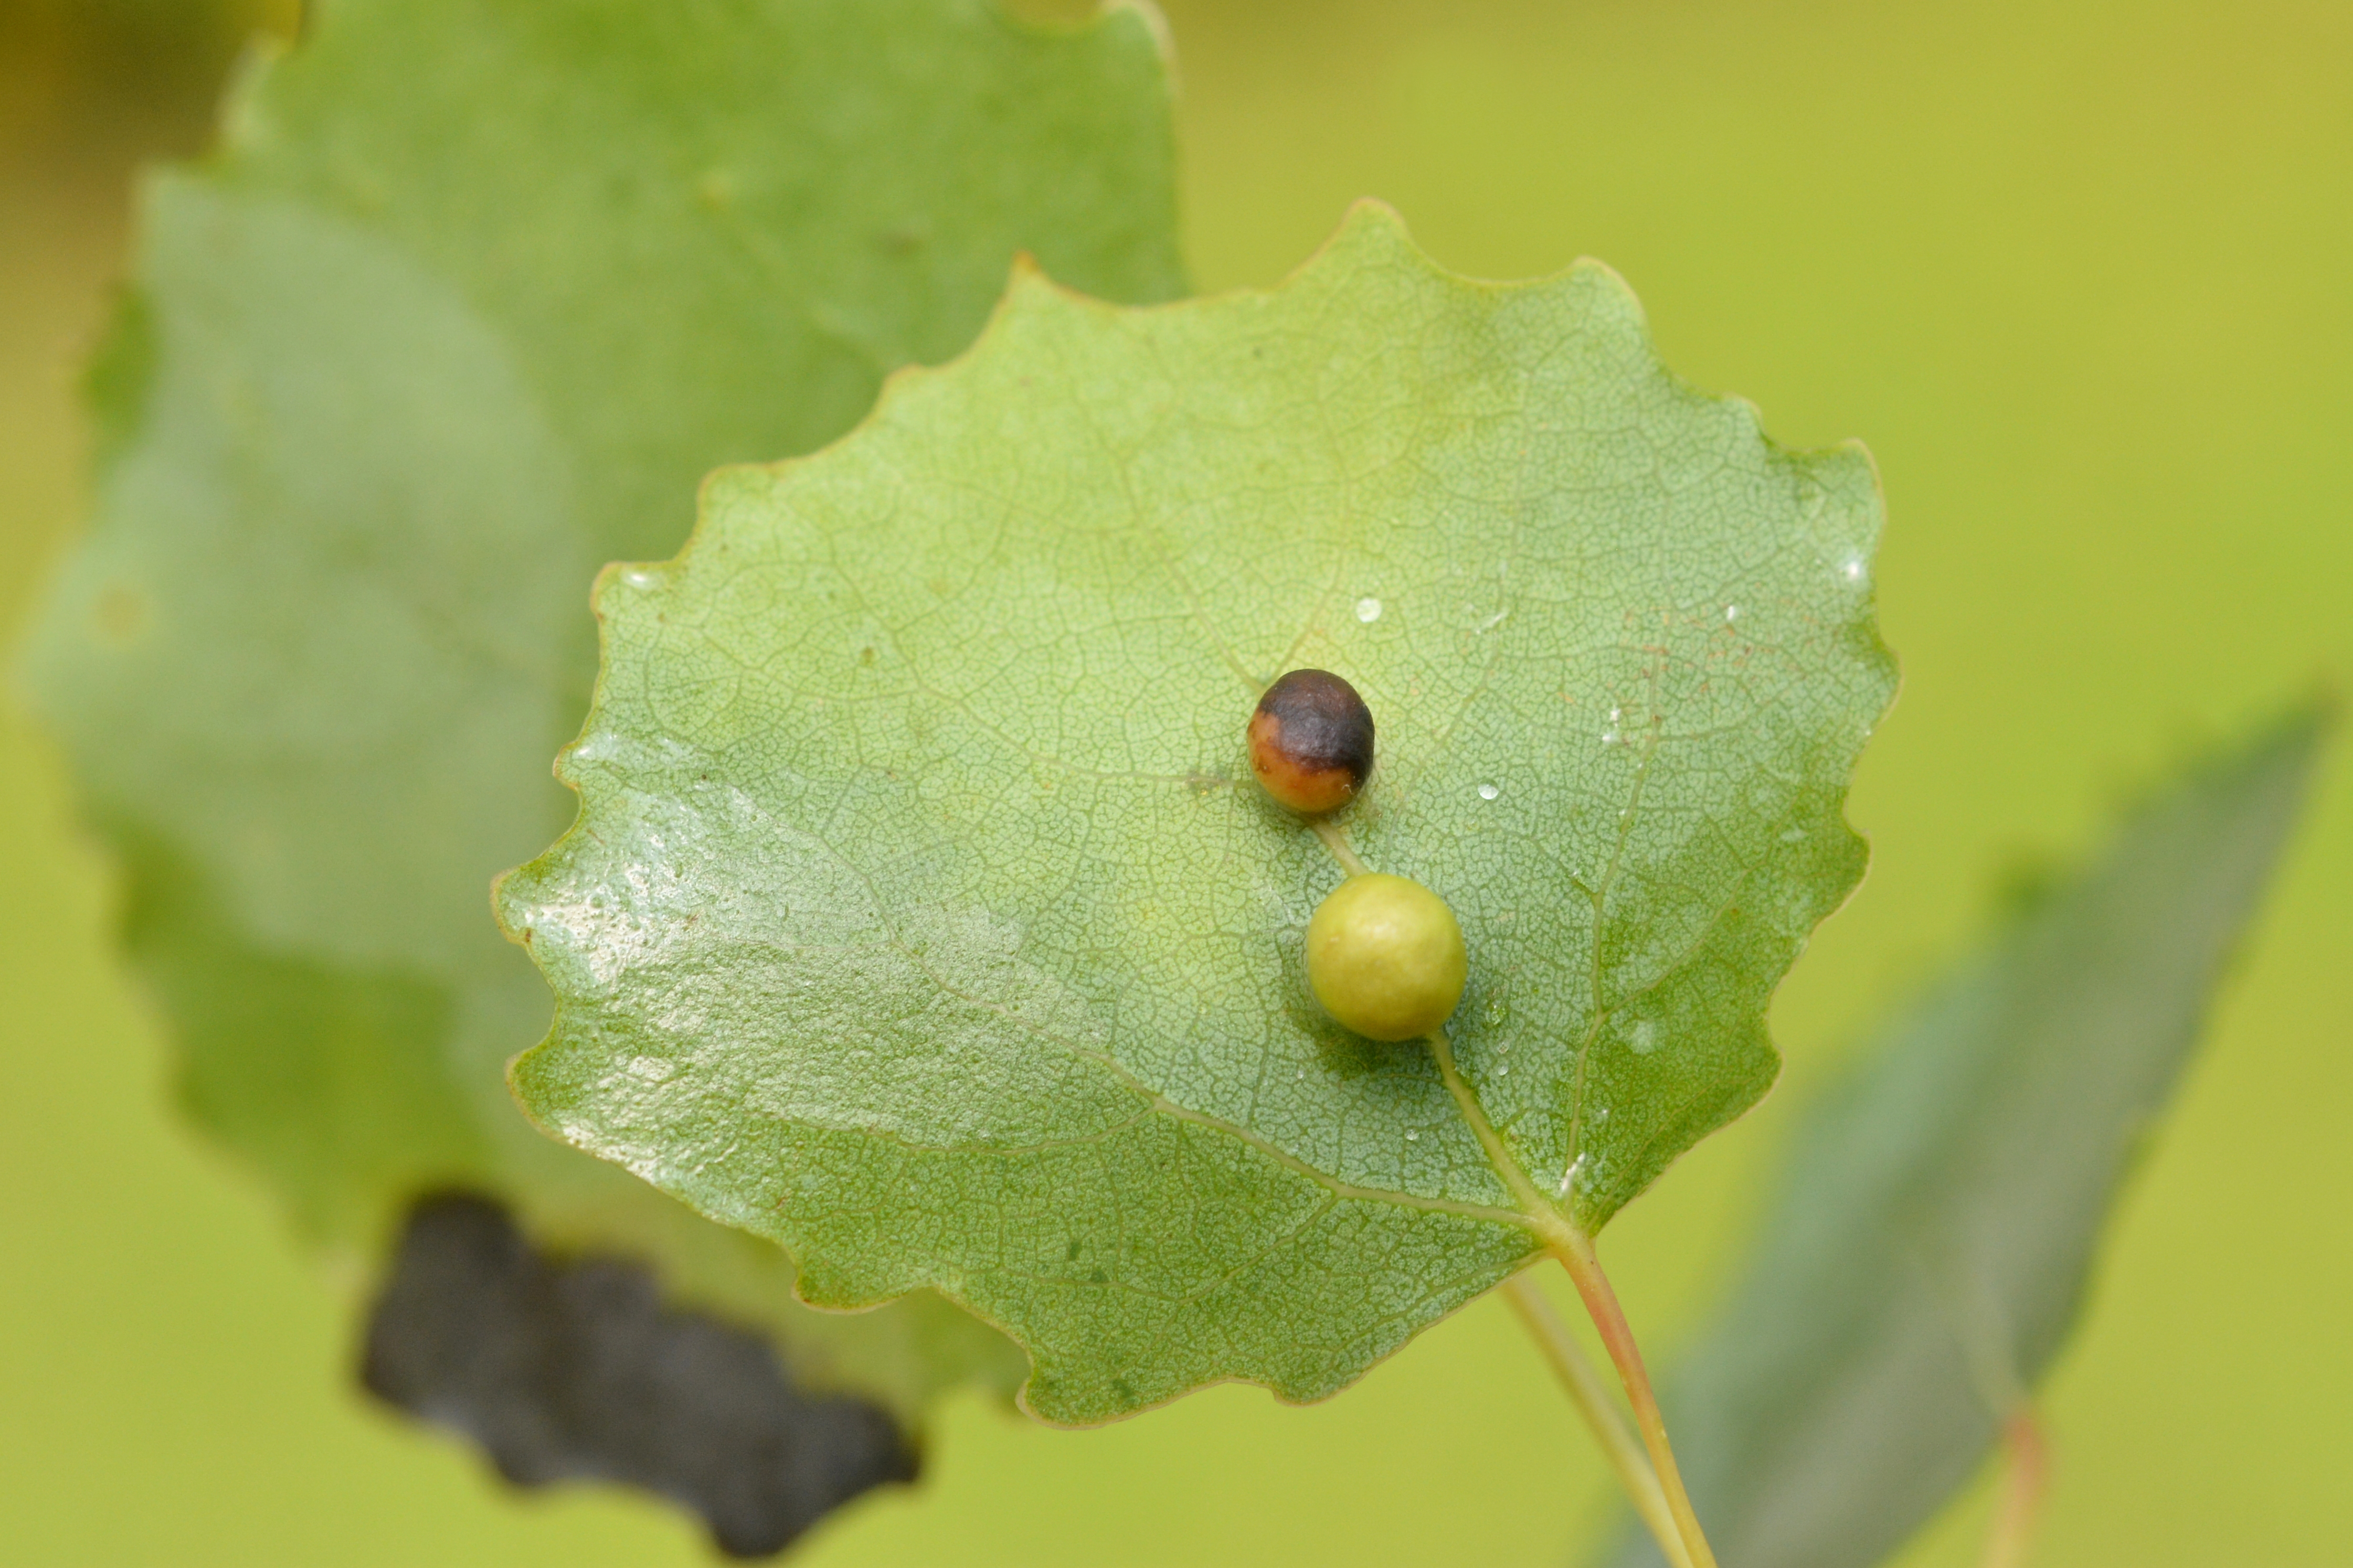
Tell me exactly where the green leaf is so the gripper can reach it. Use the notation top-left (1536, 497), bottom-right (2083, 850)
top-left (1602, 707), bottom-right (2330, 1568)
top-left (20, 0), bottom-right (1186, 1417)
top-left (497, 204), bottom-right (1900, 1424)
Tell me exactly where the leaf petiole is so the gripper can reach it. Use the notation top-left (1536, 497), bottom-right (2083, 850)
top-left (1979, 1411), bottom-right (2048, 1568)
top-left (1501, 1273), bottom-right (1691, 1568)
top-left (1422, 1027), bottom-right (1721, 1568)
top-left (1543, 1219), bottom-right (1721, 1568)
top-left (1302, 807), bottom-right (1722, 1567)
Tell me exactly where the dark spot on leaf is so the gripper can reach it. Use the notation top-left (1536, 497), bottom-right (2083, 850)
top-left (363, 1193), bottom-right (917, 1559)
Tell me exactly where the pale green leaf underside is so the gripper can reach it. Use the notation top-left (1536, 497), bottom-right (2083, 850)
top-left (1607, 708), bottom-right (2328, 1568)
top-left (502, 205), bottom-right (1897, 1423)
top-left (21, 0), bottom-right (1185, 1414)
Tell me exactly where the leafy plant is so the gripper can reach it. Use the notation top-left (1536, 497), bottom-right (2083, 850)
top-left (18, 0), bottom-right (2333, 1561)
top-left (495, 201), bottom-right (1893, 1561)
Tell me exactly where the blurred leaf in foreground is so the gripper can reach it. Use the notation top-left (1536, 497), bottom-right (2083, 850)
top-left (20, 0), bottom-right (1185, 1425)
top-left (1604, 705), bottom-right (2331, 1568)
top-left (498, 204), bottom-right (1898, 1425)
top-left (365, 1193), bottom-right (916, 1560)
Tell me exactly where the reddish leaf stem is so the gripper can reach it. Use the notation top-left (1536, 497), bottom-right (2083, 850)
top-left (1979, 1411), bottom-right (2048, 1568)
top-left (1501, 1272), bottom-right (1691, 1568)
top-left (1545, 1227), bottom-right (1720, 1568)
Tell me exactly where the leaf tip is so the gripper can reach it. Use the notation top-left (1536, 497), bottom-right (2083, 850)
top-left (1257, 197), bottom-right (1455, 304)
top-left (486, 863), bottom-right (527, 945)
top-left (500, 1032), bottom-right (572, 1147)
top-left (1339, 193), bottom-right (1412, 231)
top-left (1560, 252), bottom-right (1649, 322)
top-left (2230, 691), bottom-right (2337, 799)
top-left (1097, 0), bottom-right (1179, 84)
top-left (1007, 247), bottom-right (1046, 283)
top-left (2287, 677), bottom-right (2343, 740)
top-left (1328, 197), bottom-right (1421, 263)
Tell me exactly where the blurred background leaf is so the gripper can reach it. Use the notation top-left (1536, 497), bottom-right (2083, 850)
top-left (3, 0), bottom-right (2348, 1564)
top-left (1604, 705), bottom-right (2328, 1568)
top-left (5, 0), bottom-right (1192, 1553)
top-left (16, 0), bottom-right (1191, 1447)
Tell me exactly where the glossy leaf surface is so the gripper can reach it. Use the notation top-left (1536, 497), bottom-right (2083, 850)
top-left (501, 206), bottom-right (1898, 1423)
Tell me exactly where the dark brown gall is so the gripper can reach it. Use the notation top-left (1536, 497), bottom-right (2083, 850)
top-left (1248, 668), bottom-right (1375, 815)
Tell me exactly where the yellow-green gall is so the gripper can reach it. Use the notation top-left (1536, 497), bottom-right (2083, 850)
top-left (1305, 873), bottom-right (1468, 1042)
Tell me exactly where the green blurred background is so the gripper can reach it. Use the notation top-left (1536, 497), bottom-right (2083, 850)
top-left (3, 0), bottom-right (2346, 1562)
